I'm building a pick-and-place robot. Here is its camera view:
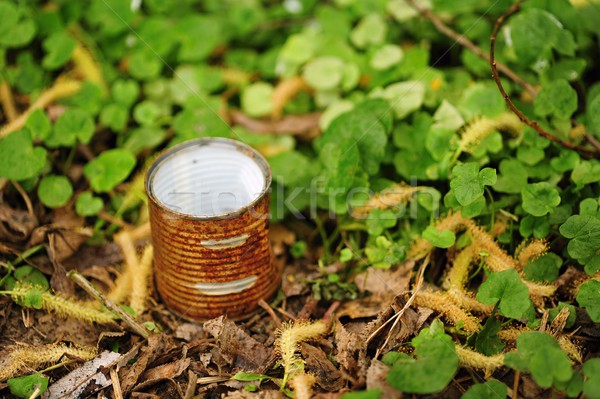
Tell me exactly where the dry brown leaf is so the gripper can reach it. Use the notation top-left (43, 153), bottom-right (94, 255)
top-left (366, 360), bottom-right (399, 399)
top-left (134, 357), bottom-right (191, 391)
top-left (42, 350), bottom-right (123, 399)
top-left (203, 316), bottom-right (271, 372)
top-left (119, 334), bottom-right (172, 394)
top-left (0, 203), bottom-right (36, 242)
top-left (300, 343), bottom-right (345, 391)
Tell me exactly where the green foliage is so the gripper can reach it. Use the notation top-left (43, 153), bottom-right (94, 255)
top-left (576, 280), bottom-right (600, 322)
top-left (504, 332), bottom-right (573, 389)
top-left (365, 236), bottom-right (405, 269)
top-left (0, 129), bottom-right (46, 180)
top-left (422, 226), bottom-right (456, 248)
top-left (476, 269), bottom-right (532, 319)
top-left (474, 317), bottom-right (505, 356)
top-left (37, 175), bottom-right (73, 208)
top-left (450, 163), bottom-right (496, 206)
top-left (340, 390), bottom-right (382, 399)
top-left (521, 182), bottom-right (561, 217)
top-left (534, 79), bottom-right (578, 119)
top-left (508, 8), bottom-right (576, 69)
top-left (583, 359), bottom-right (600, 399)
top-left (461, 379), bottom-right (507, 399)
top-left (8, 374), bottom-right (48, 398)
top-left (83, 149), bottom-right (136, 193)
top-left (46, 108), bottom-right (95, 147)
top-left (42, 32), bottom-right (76, 70)
top-left (386, 320), bottom-right (459, 394)
top-left (523, 253), bottom-right (563, 282)
top-left (75, 192), bottom-right (104, 217)
top-left (560, 202), bottom-right (600, 274)
top-left (241, 82), bottom-right (274, 117)
top-left (1, 0), bottom-right (599, 395)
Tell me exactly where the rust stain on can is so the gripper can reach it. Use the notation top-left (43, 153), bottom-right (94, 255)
top-left (145, 138), bottom-right (279, 321)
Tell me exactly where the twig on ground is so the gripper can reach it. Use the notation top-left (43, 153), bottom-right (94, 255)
top-left (490, 1), bottom-right (599, 157)
top-left (110, 367), bottom-right (124, 399)
top-left (68, 270), bottom-right (149, 338)
top-left (258, 298), bottom-right (282, 328)
top-left (11, 180), bottom-right (36, 222)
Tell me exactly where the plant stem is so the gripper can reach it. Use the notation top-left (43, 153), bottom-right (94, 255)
top-left (489, 1), bottom-right (599, 157)
top-left (404, 0), bottom-right (538, 97)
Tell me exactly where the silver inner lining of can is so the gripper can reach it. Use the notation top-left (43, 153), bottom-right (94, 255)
top-left (151, 142), bottom-right (266, 217)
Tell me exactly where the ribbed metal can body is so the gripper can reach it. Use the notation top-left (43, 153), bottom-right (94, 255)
top-left (145, 138), bottom-right (278, 321)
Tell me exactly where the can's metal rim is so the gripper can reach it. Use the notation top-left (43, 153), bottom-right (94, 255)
top-left (145, 137), bottom-right (272, 221)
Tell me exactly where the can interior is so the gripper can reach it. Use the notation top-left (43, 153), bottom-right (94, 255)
top-left (149, 141), bottom-right (267, 217)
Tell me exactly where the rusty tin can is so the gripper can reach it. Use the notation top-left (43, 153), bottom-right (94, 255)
top-left (145, 138), bottom-right (278, 321)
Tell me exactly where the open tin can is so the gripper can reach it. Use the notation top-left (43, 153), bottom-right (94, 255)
top-left (145, 138), bottom-right (279, 321)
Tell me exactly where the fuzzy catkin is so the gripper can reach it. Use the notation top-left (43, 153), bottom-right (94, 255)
top-left (10, 284), bottom-right (116, 324)
top-left (276, 320), bottom-right (327, 388)
top-left (0, 343), bottom-right (97, 381)
top-left (414, 290), bottom-right (481, 334)
top-left (516, 239), bottom-right (549, 268)
top-left (353, 183), bottom-right (425, 218)
top-left (455, 346), bottom-right (505, 377)
top-left (291, 372), bottom-right (316, 399)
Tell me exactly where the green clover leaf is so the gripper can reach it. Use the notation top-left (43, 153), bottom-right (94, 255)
top-left (450, 163), bottom-right (496, 206)
top-left (75, 192), bottom-right (104, 217)
top-left (461, 379), bottom-right (507, 399)
top-left (37, 175), bottom-right (73, 208)
top-left (576, 280), bottom-right (600, 322)
top-left (386, 320), bottom-right (459, 394)
top-left (560, 214), bottom-right (600, 274)
top-left (83, 149), bottom-right (136, 193)
top-left (534, 79), bottom-right (578, 119)
top-left (8, 373), bottom-right (49, 398)
top-left (476, 269), bottom-right (532, 319)
top-left (0, 128), bottom-right (46, 181)
top-left (521, 182), bottom-right (561, 217)
top-left (504, 332), bottom-right (573, 388)
top-left (422, 226), bottom-right (456, 248)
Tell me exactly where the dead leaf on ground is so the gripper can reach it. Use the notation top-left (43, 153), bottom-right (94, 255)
top-left (354, 262), bottom-right (413, 295)
top-left (175, 323), bottom-right (206, 342)
top-left (333, 321), bottom-right (368, 387)
top-left (338, 264), bottom-right (413, 319)
top-left (119, 334), bottom-right (173, 394)
top-left (42, 350), bottom-right (123, 399)
top-left (134, 357), bottom-right (191, 392)
top-left (63, 241), bottom-right (123, 270)
top-left (366, 360), bottom-right (398, 399)
top-left (300, 343), bottom-right (345, 391)
top-left (204, 316), bottom-right (272, 372)
top-left (0, 203), bottom-right (36, 243)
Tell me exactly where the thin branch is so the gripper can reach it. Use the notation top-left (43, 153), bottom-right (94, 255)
top-left (405, 0), bottom-right (538, 98)
top-left (490, 1), bottom-right (599, 157)
top-left (68, 270), bottom-right (149, 339)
